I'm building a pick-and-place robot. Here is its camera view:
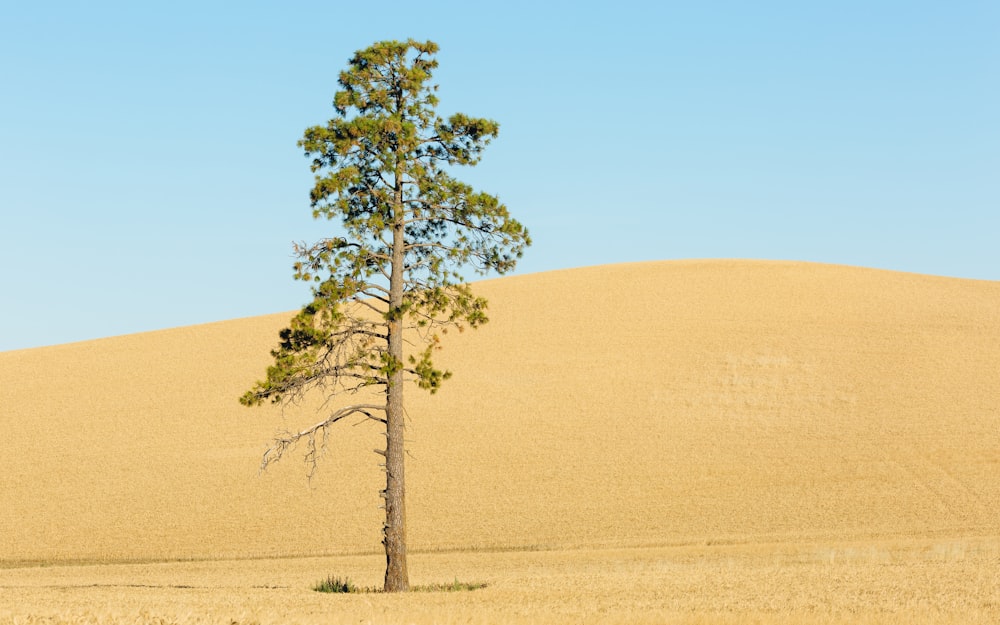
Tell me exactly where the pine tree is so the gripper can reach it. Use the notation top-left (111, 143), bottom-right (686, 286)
top-left (240, 39), bottom-right (529, 592)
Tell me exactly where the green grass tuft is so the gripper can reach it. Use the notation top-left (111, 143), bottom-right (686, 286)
top-left (313, 575), bottom-right (360, 593)
top-left (414, 578), bottom-right (488, 592)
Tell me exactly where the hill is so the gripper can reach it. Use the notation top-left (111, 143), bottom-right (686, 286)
top-left (1, 260), bottom-right (998, 563)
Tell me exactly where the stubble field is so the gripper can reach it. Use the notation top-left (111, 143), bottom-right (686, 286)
top-left (1, 260), bottom-right (998, 623)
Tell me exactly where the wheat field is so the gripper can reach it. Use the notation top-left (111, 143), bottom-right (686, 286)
top-left (1, 260), bottom-right (998, 623)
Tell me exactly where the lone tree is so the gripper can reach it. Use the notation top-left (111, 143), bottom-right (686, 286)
top-left (240, 39), bottom-right (529, 593)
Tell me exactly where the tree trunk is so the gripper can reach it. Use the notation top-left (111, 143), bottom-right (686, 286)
top-left (382, 163), bottom-right (409, 593)
top-left (383, 361), bottom-right (408, 591)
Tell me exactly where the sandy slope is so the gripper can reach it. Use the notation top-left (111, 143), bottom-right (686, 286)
top-left (1, 260), bottom-right (998, 563)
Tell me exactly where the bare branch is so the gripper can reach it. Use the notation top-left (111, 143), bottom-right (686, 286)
top-left (351, 296), bottom-right (388, 316)
top-left (261, 403), bottom-right (387, 477)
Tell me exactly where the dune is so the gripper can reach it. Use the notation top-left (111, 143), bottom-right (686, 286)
top-left (1, 260), bottom-right (998, 564)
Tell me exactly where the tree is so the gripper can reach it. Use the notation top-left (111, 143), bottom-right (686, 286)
top-left (240, 39), bottom-right (529, 593)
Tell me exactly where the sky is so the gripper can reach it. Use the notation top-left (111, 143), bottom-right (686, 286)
top-left (1, 1), bottom-right (997, 351)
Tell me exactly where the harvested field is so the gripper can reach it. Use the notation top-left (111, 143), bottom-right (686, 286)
top-left (1, 260), bottom-right (998, 623)
top-left (2, 539), bottom-right (999, 624)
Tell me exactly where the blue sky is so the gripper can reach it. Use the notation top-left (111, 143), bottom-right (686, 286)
top-left (1, 1), bottom-right (997, 351)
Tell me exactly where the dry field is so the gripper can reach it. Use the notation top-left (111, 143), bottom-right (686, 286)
top-left (1, 260), bottom-right (999, 623)
top-left (1, 539), bottom-right (999, 624)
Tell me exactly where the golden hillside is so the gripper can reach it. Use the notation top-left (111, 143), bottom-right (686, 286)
top-left (2, 260), bottom-right (998, 564)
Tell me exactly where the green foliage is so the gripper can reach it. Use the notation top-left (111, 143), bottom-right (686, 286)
top-left (313, 575), bottom-right (360, 593)
top-left (242, 38), bottom-right (530, 408)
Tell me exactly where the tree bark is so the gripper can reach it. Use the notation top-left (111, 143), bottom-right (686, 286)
top-left (382, 158), bottom-right (409, 593)
top-left (383, 363), bottom-right (408, 591)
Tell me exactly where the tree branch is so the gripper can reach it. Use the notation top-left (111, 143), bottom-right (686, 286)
top-left (261, 403), bottom-right (387, 477)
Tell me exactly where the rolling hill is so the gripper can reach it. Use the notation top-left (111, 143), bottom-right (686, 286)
top-left (2, 260), bottom-right (998, 564)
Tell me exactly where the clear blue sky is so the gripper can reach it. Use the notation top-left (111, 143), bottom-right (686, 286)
top-left (1, 1), bottom-right (997, 351)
